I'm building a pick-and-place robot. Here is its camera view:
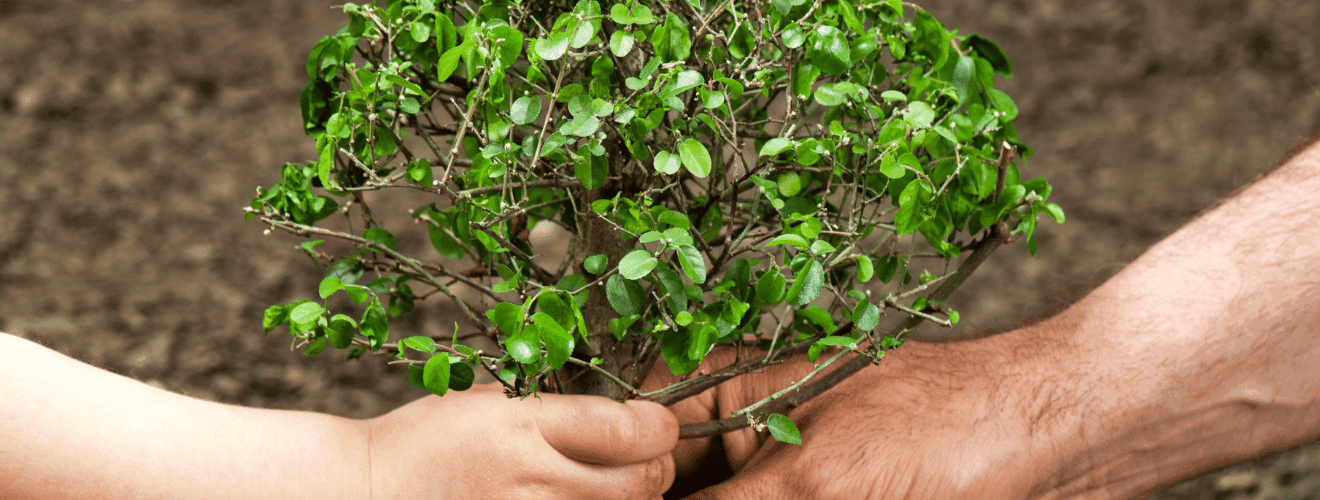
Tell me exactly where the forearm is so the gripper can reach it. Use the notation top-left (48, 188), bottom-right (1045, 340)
top-left (1022, 138), bottom-right (1320, 498)
top-left (0, 333), bottom-right (369, 500)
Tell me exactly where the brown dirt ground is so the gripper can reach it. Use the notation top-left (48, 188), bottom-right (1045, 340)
top-left (1, 0), bottom-right (1318, 498)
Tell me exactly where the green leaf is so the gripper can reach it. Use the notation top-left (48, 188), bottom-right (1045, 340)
top-left (409, 21), bottom-right (432, 42)
top-left (809, 239), bottom-right (835, 255)
top-left (759, 137), bottom-right (794, 157)
top-left (359, 299), bottom-right (389, 349)
top-left (505, 326), bottom-right (541, 363)
top-left (987, 88), bottom-right (1018, 120)
top-left (435, 12), bottom-right (457, 51)
top-left (618, 249), bottom-right (658, 280)
top-left (818, 335), bottom-right (858, 347)
top-left (964, 34), bottom-right (1013, 77)
top-left (795, 138), bottom-right (822, 166)
top-left (854, 301), bottom-right (881, 331)
top-left (660, 328), bottom-right (700, 375)
top-left (855, 255), bottom-right (874, 283)
top-left (629, 4), bottom-right (655, 24)
top-left (655, 267), bottom-right (687, 314)
top-left (290, 301), bottom-right (324, 326)
top-left (782, 25), bottom-right (806, 48)
top-left (777, 172), bottom-right (802, 197)
top-left (653, 150), bottom-right (681, 175)
top-left (609, 3), bottom-right (635, 24)
top-left (325, 112), bottom-right (350, 138)
top-left (304, 335), bottom-right (328, 357)
top-left (423, 352), bottom-right (451, 396)
top-left (561, 113), bottom-right (601, 137)
top-left (297, 240), bottom-right (325, 264)
top-left (319, 276), bottom-right (344, 299)
top-left (658, 210), bottom-right (690, 229)
top-left (675, 311), bottom-right (693, 326)
top-left (614, 106), bottom-right (636, 124)
top-left (675, 244), bottom-right (706, 283)
top-left (952, 55), bottom-right (975, 103)
top-left (363, 227), bottom-right (397, 251)
top-left (663, 227), bottom-right (694, 246)
top-left (796, 305), bottom-right (837, 333)
top-left (343, 285), bottom-right (370, 304)
top-left (754, 269), bottom-right (786, 305)
top-left (609, 30), bottom-right (635, 57)
top-left (316, 139), bottom-right (336, 190)
top-left (532, 312), bottom-right (574, 369)
top-left (652, 12), bottom-right (691, 63)
top-left (510, 95), bottom-right (542, 125)
top-left (677, 139), bottom-right (712, 177)
top-left (407, 158), bottom-right (433, 187)
top-left (878, 150), bottom-right (904, 179)
top-left (606, 274), bottom-right (645, 316)
top-left (407, 364), bottom-right (426, 390)
top-left (766, 234), bottom-right (809, 249)
top-left (1042, 202), bottom-right (1066, 223)
top-left (325, 258), bottom-right (365, 285)
top-left (262, 304), bottom-right (290, 334)
top-left (486, 302), bottom-right (525, 337)
top-left (584, 254), bottom-right (608, 274)
top-left (449, 362), bottom-right (475, 391)
top-left (568, 15), bottom-right (597, 49)
top-left (488, 25), bottom-right (524, 65)
top-left (767, 414), bottom-right (803, 445)
top-left (575, 151), bottom-right (608, 190)
top-left (905, 101), bottom-right (936, 129)
top-left (535, 32), bottom-right (570, 61)
top-left (398, 335), bottom-right (437, 355)
top-left (813, 83), bottom-right (847, 106)
top-left (728, 22), bottom-right (753, 59)
top-left (703, 90), bottom-right (725, 110)
top-left (807, 26), bottom-right (850, 75)
top-left (881, 335), bottom-right (905, 350)
top-left (895, 179), bottom-right (934, 235)
top-left (786, 259), bottom-right (825, 306)
top-left (790, 60), bottom-right (821, 100)
top-left (436, 42), bottom-right (466, 82)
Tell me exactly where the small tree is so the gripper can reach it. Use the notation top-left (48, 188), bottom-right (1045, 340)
top-left (251, 0), bottom-right (1062, 442)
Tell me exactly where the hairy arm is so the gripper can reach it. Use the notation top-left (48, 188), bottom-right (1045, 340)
top-left (1027, 134), bottom-right (1320, 497)
top-left (667, 133), bottom-right (1320, 499)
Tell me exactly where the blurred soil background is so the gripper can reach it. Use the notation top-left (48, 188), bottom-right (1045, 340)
top-left (0, 0), bottom-right (1317, 497)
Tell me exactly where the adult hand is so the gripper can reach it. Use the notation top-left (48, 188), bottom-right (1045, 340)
top-left (369, 383), bottom-right (679, 500)
top-left (663, 136), bottom-right (1320, 499)
top-left (656, 337), bottom-right (1059, 500)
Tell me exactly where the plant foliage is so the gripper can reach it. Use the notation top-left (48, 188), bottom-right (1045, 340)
top-left (250, 0), bottom-right (1062, 437)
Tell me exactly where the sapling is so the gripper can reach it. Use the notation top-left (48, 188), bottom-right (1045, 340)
top-left (250, 0), bottom-right (1062, 443)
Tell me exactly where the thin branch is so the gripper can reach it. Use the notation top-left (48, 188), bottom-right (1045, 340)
top-left (675, 222), bottom-right (1011, 438)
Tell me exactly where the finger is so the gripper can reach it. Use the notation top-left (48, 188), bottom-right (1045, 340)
top-left (535, 450), bottom-right (676, 500)
top-left (605, 453), bottom-right (675, 500)
top-left (682, 474), bottom-right (779, 500)
top-left (594, 453), bottom-right (675, 500)
top-left (535, 396), bottom-right (679, 466)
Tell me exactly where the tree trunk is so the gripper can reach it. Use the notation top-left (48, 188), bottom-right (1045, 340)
top-left (559, 137), bottom-right (652, 400)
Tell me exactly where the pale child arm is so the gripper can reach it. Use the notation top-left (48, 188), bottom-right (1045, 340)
top-left (0, 333), bottom-right (677, 500)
